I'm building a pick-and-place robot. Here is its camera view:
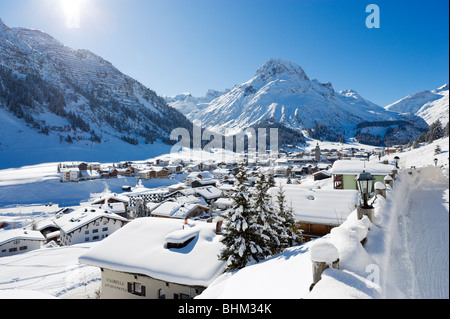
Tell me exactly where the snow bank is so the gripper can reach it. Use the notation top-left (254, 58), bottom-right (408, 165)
top-left (310, 239), bottom-right (339, 264)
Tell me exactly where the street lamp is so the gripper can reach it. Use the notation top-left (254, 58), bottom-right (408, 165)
top-left (355, 170), bottom-right (375, 209)
top-left (434, 158), bottom-right (438, 167)
top-left (394, 156), bottom-right (400, 169)
top-left (355, 170), bottom-right (376, 223)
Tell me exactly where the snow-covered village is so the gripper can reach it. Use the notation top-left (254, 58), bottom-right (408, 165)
top-left (0, 0), bottom-right (448, 304)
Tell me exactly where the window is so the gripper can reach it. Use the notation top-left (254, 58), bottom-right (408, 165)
top-left (93, 236), bottom-right (99, 241)
top-left (102, 227), bottom-right (108, 232)
top-left (158, 289), bottom-right (166, 299)
top-left (85, 230), bottom-right (89, 235)
top-left (9, 248), bottom-right (17, 252)
top-left (19, 246), bottom-right (27, 251)
top-left (93, 229), bottom-right (99, 233)
top-left (128, 282), bottom-right (146, 297)
top-left (85, 238), bottom-right (89, 242)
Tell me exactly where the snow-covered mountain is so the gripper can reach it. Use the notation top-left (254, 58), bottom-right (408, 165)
top-left (166, 58), bottom-right (428, 145)
top-left (0, 19), bottom-right (192, 168)
top-left (386, 84), bottom-right (449, 126)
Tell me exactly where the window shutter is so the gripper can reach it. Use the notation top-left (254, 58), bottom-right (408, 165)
top-left (127, 282), bottom-right (133, 293)
top-left (141, 285), bottom-right (146, 297)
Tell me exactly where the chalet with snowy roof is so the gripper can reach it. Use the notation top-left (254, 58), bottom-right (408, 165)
top-left (330, 160), bottom-right (396, 190)
top-left (0, 229), bottom-right (45, 258)
top-left (60, 168), bottom-right (80, 183)
top-left (273, 165), bottom-right (292, 177)
top-left (117, 167), bottom-right (135, 177)
top-left (191, 178), bottom-right (217, 189)
top-left (151, 201), bottom-right (209, 220)
top-left (313, 170), bottom-right (331, 181)
top-left (100, 168), bottom-right (118, 179)
top-left (79, 169), bottom-right (101, 181)
top-left (212, 168), bottom-right (231, 180)
top-left (55, 207), bottom-right (128, 246)
top-left (79, 218), bottom-right (226, 299)
top-left (194, 186), bottom-right (222, 204)
top-left (34, 219), bottom-right (60, 240)
top-left (90, 193), bottom-right (130, 217)
top-left (184, 171), bottom-right (213, 186)
top-left (269, 185), bottom-right (359, 241)
top-left (166, 164), bottom-right (182, 174)
top-left (214, 198), bottom-right (235, 211)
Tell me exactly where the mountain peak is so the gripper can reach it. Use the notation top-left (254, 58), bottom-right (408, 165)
top-left (436, 83), bottom-right (449, 92)
top-left (255, 58), bottom-right (310, 82)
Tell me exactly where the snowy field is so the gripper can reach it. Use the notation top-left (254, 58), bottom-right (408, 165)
top-left (0, 243), bottom-right (101, 299)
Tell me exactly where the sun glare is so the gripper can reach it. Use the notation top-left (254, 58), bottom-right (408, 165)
top-left (61, 0), bottom-right (82, 29)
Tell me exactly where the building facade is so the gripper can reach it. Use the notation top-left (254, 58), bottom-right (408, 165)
top-left (0, 229), bottom-right (45, 258)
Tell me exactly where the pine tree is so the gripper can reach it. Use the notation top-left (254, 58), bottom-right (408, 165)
top-left (276, 186), bottom-right (303, 248)
top-left (435, 144), bottom-right (442, 155)
top-left (219, 163), bottom-right (265, 271)
top-left (427, 120), bottom-right (444, 143)
top-left (268, 173), bottom-right (276, 188)
top-left (253, 173), bottom-right (285, 257)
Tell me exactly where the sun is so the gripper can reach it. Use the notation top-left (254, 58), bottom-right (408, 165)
top-left (61, 0), bottom-right (82, 29)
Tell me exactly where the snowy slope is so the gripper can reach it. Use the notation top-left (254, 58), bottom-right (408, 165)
top-left (0, 19), bottom-right (191, 169)
top-left (0, 107), bottom-right (173, 169)
top-left (0, 243), bottom-right (101, 299)
top-left (386, 84), bottom-right (449, 126)
top-left (166, 58), bottom-right (428, 144)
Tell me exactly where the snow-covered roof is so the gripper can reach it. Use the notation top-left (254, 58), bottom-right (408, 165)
top-left (79, 218), bottom-right (226, 287)
top-left (330, 160), bottom-right (395, 175)
top-left (55, 207), bottom-right (128, 234)
top-left (151, 201), bottom-right (206, 219)
top-left (215, 198), bottom-right (235, 206)
top-left (194, 186), bottom-right (222, 200)
top-left (90, 193), bottom-right (129, 205)
top-left (0, 228), bottom-right (45, 245)
top-left (270, 186), bottom-right (359, 225)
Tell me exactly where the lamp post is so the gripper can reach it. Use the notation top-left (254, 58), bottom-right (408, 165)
top-left (434, 158), bottom-right (438, 167)
top-left (355, 170), bottom-right (376, 223)
top-left (394, 156), bottom-right (400, 169)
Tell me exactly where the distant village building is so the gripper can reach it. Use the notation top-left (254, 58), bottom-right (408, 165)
top-left (0, 229), bottom-right (46, 258)
top-left (60, 168), bottom-right (80, 183)
top-left (79, 218), bottom-right (226, 299)
top-left (315, 144), bottom-right (321, 162)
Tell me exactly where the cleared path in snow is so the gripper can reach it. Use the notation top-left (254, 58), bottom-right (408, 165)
top-left (387, 168), bottom-right (449, 299)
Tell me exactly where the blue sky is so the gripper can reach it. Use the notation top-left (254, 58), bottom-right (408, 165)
top-left (0, 0), bottom-right (448, 106)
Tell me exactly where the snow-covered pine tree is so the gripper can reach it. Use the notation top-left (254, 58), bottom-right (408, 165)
top-left (276, 186), bottom-right (303, 248)
top-left (219, 163), bottom-right (265, 271)
top-left (253, 173), bottom-right (285, 257)
top-left (268, 173), bottom-right (276, 188)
